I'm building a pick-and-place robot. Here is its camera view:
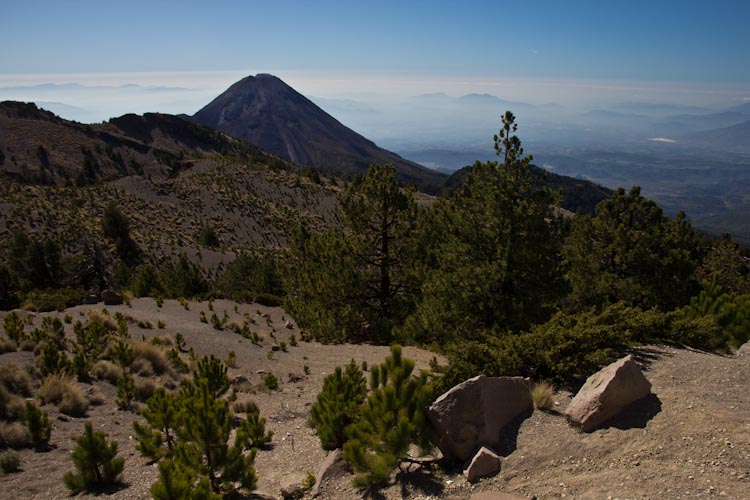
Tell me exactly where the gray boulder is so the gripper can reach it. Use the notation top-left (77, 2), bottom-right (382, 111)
top-left (464, 446), bottom-right (503, 482)
top-left (565, 354), bottom-right (652, 432)
top-left (426, 375), bottom-right (532, 462)
top-left (737, 341), bottom-right (750, 357)
top-left (101, 289), bottom-right (123, 306)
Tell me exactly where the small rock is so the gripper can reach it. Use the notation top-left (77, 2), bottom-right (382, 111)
top-left (312, 448), bottom-right (350, 497)
top-left (285, 320), bottom-right (294, 329)
top-left (464, 446), bottom-right (503, 482)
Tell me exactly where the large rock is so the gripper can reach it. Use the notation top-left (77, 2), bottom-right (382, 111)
top-left (280, 473), bottom-right (305, 499)
top-left (737, 341), bottom-right (750, 357)
top-left (426, 375), bottom-right (532, 462)
top-left (311, 448), bottom-right (350, 497)
top-left (464, 446), bottom-right (503, 482)
top-left (101, 289), bottom-right (123, 306)
top-left (565, 354), bottom-right (652, 432)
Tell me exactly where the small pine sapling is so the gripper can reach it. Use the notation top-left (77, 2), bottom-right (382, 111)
top-left (133, 387), bottom-right (179, 461)
top-left (343, 345), bottom-right (434, 487)
top-left (309, 359), bottom-right (366, 450)
top-left (3, 312), bottom-right (25, 344)
top-left (116, 371), bottom-right (136, 411)
top-left (23, 401), bottom-right (51, 448)
top-left (63, 422), bottom-right (124, 493)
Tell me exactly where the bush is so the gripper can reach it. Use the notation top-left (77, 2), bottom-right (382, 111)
top-left (262, 373), bottom-right (279, 391)
top-left (215, 253), bottom-right (284, 302)
top-left (63, 422), bottom-right (124, 493)
top-left (116, 372), bottom-right (136, 411)
top-left (39, 374), bottom-right (89, 417)
top-left (132, 342), bottom-right (172, 376)
top-left (309, 359), bottom-right (367, 450)
top-left (23, 288), bottom-right (84, 312)
top-left (0, 363), bottom-right (34, 396)
top-left (92, 360), bottom-right (123, 384)
top-left (0, 450), bottom-right (20, 473)
top-left (243, 411), bottom-right (273, 449)
top-left (38, 340), bottom-right (70, 376)
top-left (0, 337), bottom-right (16, 354)
top-left (135, 377), bottom-right (156, 401)
top-left (531, 382), bottom-right (555, 411)
top-left (3, 312), bottom-right (25, 344)
top-left (233, 399), bottom-right (259, 414)
top-left (0, 422), bottom-right (32, 448)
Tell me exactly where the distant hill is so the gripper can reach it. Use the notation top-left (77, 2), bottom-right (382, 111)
top-left (0, 101), bottom-right (263, 184)
top-left (681, 120), bottom-right (750, 153)
top-left (0, 101), bottom-right (341, 273)
top-left (191, 74), bottom-right (447, 193)
top-left (444, 163), bottom-right (613, 215)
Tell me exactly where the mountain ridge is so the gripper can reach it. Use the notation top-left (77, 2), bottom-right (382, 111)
top-left (191, 74), bottom-right (447, 193)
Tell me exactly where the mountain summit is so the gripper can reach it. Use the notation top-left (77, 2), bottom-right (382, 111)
top-left (192, 74), bottom-right (445, 192)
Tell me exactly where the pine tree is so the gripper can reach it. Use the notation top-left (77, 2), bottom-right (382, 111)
top-left (3, 312), bottom-right (25, 344)
top-left (63, 422), bottom-right (124, 493)
top-left (116, 371), bottom-right (136, 411)
top-left (71, 318), bottom-right (110, 379)
top-left (309, 359), bottom-right (367, 450)
top-left (39, 340), bottom-right (70, 376)
top-left (342, 345), bottom-right (433, 487)
top-left (23, 401), bottom-right (51, 448)
top-left (134, 387), bottom-right (179, 461)
top-left (402, 111), bottom-right (565, 343)
top-left (285, 164), bottom-right (420, 343)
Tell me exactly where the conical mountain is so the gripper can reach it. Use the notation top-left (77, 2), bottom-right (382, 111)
top-left (192, 74), bottom-right (445, 192)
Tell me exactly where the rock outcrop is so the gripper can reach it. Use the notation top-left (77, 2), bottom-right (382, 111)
top-left (565, 355), bottom-right (652, 432)
top-left (426, 375), bottom-right (532, 462)
top-left (101, 289), bottom-right (123, 306)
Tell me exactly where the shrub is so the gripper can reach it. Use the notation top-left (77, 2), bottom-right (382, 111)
top-left (0, 422), bottom-right (32, 448)
top-left (63, 422), bottom-right (124, 493)
top-left (233, 399), bottom-right (259, 414)
top-left (243, 411), bottom-right (273, 449)
top-left (132, 341), bottom-right (172, 376)
top-left (71, 317), bottom-right (111, 379)
top-left (309, 359), bottom-right (367, 450)
top-left (23, 288), bottom-right (84, 312)
top-left (111, 340), bottom-right (134, 368)
top-left (531, 382), bottom-right (555, 411)
top-left (38, 340), bottom-right (70, 376)
top-left (133, 388), bottom-right (179, 461)
top-left (92, 360), bottom-right (123, 384)
top-left (0, 337), bottom-right (16, 354)
top-left (135, 377), bottom-right (156, 401)
top-left (225, 351), bottom-right (238, 368)
top-left (3, 312), bottom-right (25, 344)
top-left (39, 374), bottom-right (88, 417)
top-left (262, 373), bottom-right (279, 391)
top-left (59, 389), bottom-right (89, 417)
top-left (116, 371), bottom-right (136, 411)
top-left (0, 450), bottom-right (20, 473)
top-left (0, 363), bottom-right (33, 396)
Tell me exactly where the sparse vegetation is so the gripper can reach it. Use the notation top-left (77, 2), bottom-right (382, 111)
top-left (531, 381), bottom-right (555, 411)
top-left (63, 422), bottom-right (124, 494)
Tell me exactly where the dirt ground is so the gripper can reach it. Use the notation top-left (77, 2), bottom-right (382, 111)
top-left (0, 299), bottom-right (748, 500)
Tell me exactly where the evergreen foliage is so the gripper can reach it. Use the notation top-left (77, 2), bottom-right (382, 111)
top-left (22, 401), bottom-right (51, 448)
top-left (342, 345), bottom-right (433, 487)
top-left (71, 318), bottom-right (110, 379)
top-left (160, 255), bottom-right (208, 299)
top-left (679, 282), bottom-right (750, 350)
top-left (401, 111), bottom-right (566, 343)
top-left (285, 164), bottom-right (420, 343)
top-left (309, 359), bottom-right (367, 450)
top-left (216, 253), bottom-right (284, 303)
top-left (63, 422), bottom-right (124, 494)
top-left (102, 202), bottom-right (140, 265)
top-left (564, 187), bottom-right (700, 311)
top-left (3, 312), bottom-right (25, 344)
top-left (116, 371), bottom-right (136, 411)
top-left (137, 356), bottom-right (267, 497)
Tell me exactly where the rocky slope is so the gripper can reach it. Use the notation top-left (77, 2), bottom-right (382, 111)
top-left (0, 301), bottom-right (747, 500)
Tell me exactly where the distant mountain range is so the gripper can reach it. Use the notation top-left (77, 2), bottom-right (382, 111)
top-left (192, 74), bottom-right (446, 193)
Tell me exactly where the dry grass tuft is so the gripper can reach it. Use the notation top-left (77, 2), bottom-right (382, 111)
top-left (0, 338), bottom-right (16, 354)
top-left (92, 360), bottom-right (123, 385)
top-left (39, 375), bottom-right (91, 416)
top-left (233, 399), bottom-right (259, 414)
top-left (132, 341), bottom-right (172, 377)
top-left (531, 381), bottom-right (555, 411)
top-left (87, 387), bottom-right (106, 406)
top-left (0, 422), bottom-right (32, 448)
top-left (59, 389), bottom-right (88, 417)
top-left (135, 378), bottom-right (156, 401)
top-left (88, 310), bottom-right (118, 332)
top-left (0, 363), bottom-right (34, 397)
top-left (0, 386), bottom-right (25, 421)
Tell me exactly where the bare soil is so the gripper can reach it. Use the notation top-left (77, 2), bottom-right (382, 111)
top-left (1, 299), bottom-right (748, 500)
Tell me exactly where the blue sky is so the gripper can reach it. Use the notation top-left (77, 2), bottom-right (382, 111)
top-left (1, 0), bottom-right (749, 121)
top-left (3, 0), bottom-right (749, 81)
